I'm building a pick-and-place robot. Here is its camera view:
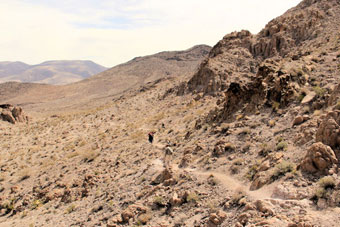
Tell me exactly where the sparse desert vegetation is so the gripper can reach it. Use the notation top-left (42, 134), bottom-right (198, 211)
top-left (1, 0), bottom-right (340, 226)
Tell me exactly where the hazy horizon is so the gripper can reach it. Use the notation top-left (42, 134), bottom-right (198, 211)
top-left (0, 0), bottom-right (301, 68)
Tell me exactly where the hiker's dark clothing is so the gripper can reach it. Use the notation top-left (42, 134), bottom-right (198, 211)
top-left (148, 133), bottom-right (154, 143)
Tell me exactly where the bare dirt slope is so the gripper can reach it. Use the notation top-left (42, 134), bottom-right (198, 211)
top-left (1, 0), bottom-right (340, 226)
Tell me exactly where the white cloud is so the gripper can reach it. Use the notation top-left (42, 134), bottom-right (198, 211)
top-left (0, 0), bottom-right (301, 67)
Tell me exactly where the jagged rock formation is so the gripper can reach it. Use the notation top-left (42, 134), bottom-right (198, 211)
top-left (182, 0), bottom-right (340, 125)
top-left (0, 104), bottom-right (28, 124)
top-left (185, 0), bottom-right (340, 97)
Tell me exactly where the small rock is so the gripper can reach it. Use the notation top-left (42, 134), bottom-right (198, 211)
top-left (238, 212), bottom-right (250, 225)
top-left (317, 198), bottom-right (328, 210)
top-left (250, 172), bottom-right (269, 190)
top-left (110, 215), bottom-right (123, 225)
top-left (151, 169), bottom-right (173, 185)
top-left (163, 178), bottom-right (177, 186)
top-left (235, 222), bottom-right (243, 227)
top-left (121, 209), bottom-right (134, 223)
top-left (91, 204), bottom-right (103, 213)
top-left (292, 116), bottom-right (304, 126)
top-left (170, 192), bottom-right (182, 206)
top-left (301, 91), bottom-right (316, 104)
top-left (208, 210), bottom-right (227, 225)
top-left (302, 115), bottom-right (310, 121)
top-left (254, 200), bottom-right (274, 216)
top-left (244, 203), bottom-right (256, 211)
top-left (258, 160), bottom-right (270, 172)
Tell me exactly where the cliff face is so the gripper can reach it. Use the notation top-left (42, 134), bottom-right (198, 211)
top-left (186, 0), bottom-right (340, 97)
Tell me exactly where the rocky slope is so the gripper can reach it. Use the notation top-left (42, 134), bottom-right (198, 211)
top-left (1, 0), bottom-right (340, 226)
top-left (0, 60), bottom-right (107, 85)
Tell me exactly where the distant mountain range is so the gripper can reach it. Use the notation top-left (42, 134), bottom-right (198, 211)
top-left (0, 60), bottom-right (107, 85)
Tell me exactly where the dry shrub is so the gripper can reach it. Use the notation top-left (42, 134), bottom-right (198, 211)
top-left (66, 151), bottom-right (80, 159)
top-left (18, 168), bottom-right (31, 182)
top-left (81, 149), bottom-right (100, 162)
top-left (231, 188), bottom-right (246, 205)
top-left (319, 176), bottom-right (336, 189)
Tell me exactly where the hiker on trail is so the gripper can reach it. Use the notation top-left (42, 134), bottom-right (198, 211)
top-left (148, 131), bottom-right (155, 143)
top-left (163, 144), bottom-right (173, 169)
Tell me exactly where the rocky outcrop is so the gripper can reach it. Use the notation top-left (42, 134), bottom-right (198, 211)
top-left (186, 30), bottom-right (258, 96)
top-left (316, 111), bottom-right (340, 150)
top-left (208, 59), bottom-right (306, 122)
top-left (0, 104), bottom-right (28, 124)
top-left (299, 142), bottom-right (338, 174)
top-left (328, 83), bottom-right (340, 107)
top-left (185, 0), bottom-right (335, 97)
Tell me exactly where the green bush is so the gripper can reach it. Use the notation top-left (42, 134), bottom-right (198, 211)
top-left (153, 196), bottom-right (164, 206)
top-left (245, 160), bottom-right (261, 180)
top-left (271, 161), bottom-right (295, 180)
top-left (313, 86), bottom-right (326, 97)
top-left (276, 141), bottom-right (288, 151)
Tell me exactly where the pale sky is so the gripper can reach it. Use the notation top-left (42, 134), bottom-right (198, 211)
top-left (0, 0), bottom-right (301, 68)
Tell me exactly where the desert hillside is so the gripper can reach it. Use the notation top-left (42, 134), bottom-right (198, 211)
top-left (0, 60), bottom-right (107, 85)
top-left (1, 0), bottom-right (340, 226)
top-left (0, 45), bottom-right (211, 114)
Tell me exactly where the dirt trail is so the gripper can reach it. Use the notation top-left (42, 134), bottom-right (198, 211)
top-left (151, 158), bottom-right (277, 201)
top-left (193, 170), bottom-right (277, 200)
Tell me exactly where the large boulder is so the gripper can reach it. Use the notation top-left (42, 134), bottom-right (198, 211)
top-left (328, 84), bottom-right (340, 107)
top-left (316, 111), bottom-right (340, 149)
top-left (0, 109), bottom-right (16, 124)
top-left (299, 142), bottom-right (338, 174)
